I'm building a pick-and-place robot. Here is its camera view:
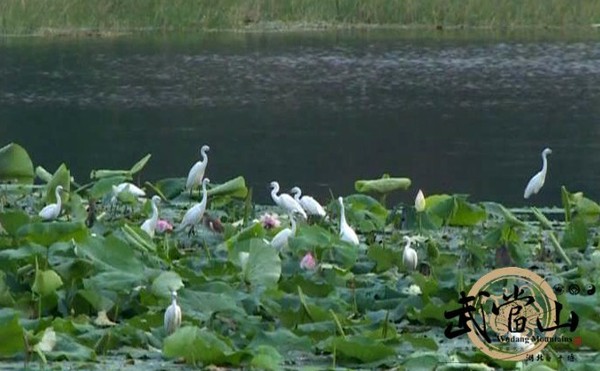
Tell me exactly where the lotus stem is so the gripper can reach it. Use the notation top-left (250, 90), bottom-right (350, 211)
top-left (548, 231), bottom-right (572, 267)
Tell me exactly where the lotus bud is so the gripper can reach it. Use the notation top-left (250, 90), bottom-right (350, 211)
top-left (300, 252), bottom-right (317, 270)
top-left (415, 189), bottom-right (426, 212)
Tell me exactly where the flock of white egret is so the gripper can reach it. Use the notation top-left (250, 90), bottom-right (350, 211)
top-left (33, 144), bottom-right (552, 337)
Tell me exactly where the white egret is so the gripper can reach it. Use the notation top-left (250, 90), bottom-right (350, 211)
top-left (111, 182), bottom-right (146, 203)
top-left (270, 181), bottom-right (307, 219)
top-left (270, 215), bottom-right (297, 250)
top-left (140, 195), bottom-right (161, 238)
top-left (524, 148), bottom-right (552, 199)
top-left (186, 145), bottom-right (210, 196)
top-left (402, 236), bottom-right (418, 271)
top-left (290, 186), bottom-right (326, 217)
top-left (179, 178), bottom-right (210, 236)
top-left (164, 290), bottom-right (182, 336)
top-left (338, 197), bottom-right (359, 245)
top-left (39, 186), bottom-right (65, 221)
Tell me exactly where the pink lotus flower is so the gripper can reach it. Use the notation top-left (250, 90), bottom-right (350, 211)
top-left (300, 252), bottom-right (317, 270)
top-left (156, 219), bottom-right (173, 234)
top-left (259, 212), bottom-right (281, 230)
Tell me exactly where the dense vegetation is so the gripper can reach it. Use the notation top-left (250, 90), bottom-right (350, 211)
top-left (1, 0), bottom-right (600, 35)
top-left (0, 142), bottom-right (599, 370)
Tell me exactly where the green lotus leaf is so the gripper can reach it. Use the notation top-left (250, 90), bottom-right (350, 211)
top-left (44, 163), bottom-right (70, 203)
top-left (0, 210), bottom-right (31, 237)
top-left (243, 238), bottom-right (281, 288)
top-left (0, 143), bottom-right (34, 184)
top-left (17, 221), bottom-right (88, 246)
top-left (0, 309), bottom-right (24, 356)
top-left (355, 175), bottom-right (411, 194)
top-left (151, 271), bottom-right (184, 299)
top-left (163, 326), bottom-right (241, 365)
top-left (207, 176), bottom-right (248, 199)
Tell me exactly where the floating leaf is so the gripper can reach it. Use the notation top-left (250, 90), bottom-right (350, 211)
top-left (0, 142), bottom-right (34, 184)
top-left (0, 309), bottom-right (24, 356)
top-left (331, 335), bottom-right (395, 363)
top-left (250, 345), bottom-right (283, 371)
top-left (244, 238), bottom-right (281, 288)
top-left (17, 221), bottom-right (88, 246)
top-left (155, 178), bottom-right (185, 199)
top-left (163, 326), bottom-right (240, 365)
top-left (561, 216), bottom-right (588, 251)
top-left (0, 210), bottom-right (30, 236)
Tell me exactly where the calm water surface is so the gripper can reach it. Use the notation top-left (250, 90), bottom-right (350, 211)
top-left (1, 31), bottom-right (600, 206)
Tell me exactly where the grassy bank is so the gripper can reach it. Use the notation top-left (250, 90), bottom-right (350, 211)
top-left (1, 0), bottom-right (600, 35)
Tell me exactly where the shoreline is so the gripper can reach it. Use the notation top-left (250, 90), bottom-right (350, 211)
top-left (1, 22), bottom-right (599, 39)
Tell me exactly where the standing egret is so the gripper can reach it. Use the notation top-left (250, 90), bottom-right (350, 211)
top-left (290, 186), bottom-right (326, 218)
top-left (39, 186), bottom-right (65, 221)
top-left (164, 290), bottom-right (182, 336)
top-left (338, 197), bottom-right (359, 245)
top-left (186, 145), bottom-right (210, 196)
top-left (270, 181), bottom-right (307, 219)
top-left (140, 195), bottom-right (161, 238)
top-left (524, 148), bottom-right (552, 199)
top-left (270, 215), bottom-right (297, 250)
top-left (402, 236), bottom-right (418, 271)
top-left (179, 178), bottom-right (210, 236)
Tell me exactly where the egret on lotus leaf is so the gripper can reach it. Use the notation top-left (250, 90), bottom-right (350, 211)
top-left (338, 196), bottom-right (359, 245)
top-left (402, 236), bottom-right (418, 271)
top-left (39, 185), bottom-right (65, 221)
top-left (291, 186), bottom-right (326, 218)
top-left (140, 195), bottom-right (161, 238)
top-left (164, 290), bottom-right (182, 336)
top-left (524, 147), bottom-right (552, 199)
top-left (179, 178), bottom-right (210, 236)
top-left (270, 181), bottom-right (307, 219)
top-left (270, 214), bottom-right (297, 250)
top-left (186, 145), bottom-right (210, 196)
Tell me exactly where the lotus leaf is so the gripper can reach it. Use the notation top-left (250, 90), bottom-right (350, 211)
top-left (0, 143), bottom-right (34, 184)
top-left (354, 175), bottom-right (411, 194)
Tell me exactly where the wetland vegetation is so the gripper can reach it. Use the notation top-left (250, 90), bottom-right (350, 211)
top-left (0, 142), bottom-right (599, 370)
top-left (1, 0), bottom-right (600, 36)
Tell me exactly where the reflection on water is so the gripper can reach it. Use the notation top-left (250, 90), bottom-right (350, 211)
top-left (1, 31), bottom-right (600, 206)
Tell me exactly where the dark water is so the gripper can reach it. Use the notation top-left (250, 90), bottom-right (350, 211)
top-left (2, 31), bottom-right (600, 207)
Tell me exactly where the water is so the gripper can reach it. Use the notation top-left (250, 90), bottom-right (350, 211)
top-left (2, 31), bottom-right (600, 207)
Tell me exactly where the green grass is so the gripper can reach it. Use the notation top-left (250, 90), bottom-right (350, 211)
top-left (1, 0), bottom-right (600, 35)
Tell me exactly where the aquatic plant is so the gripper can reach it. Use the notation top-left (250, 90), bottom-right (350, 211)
top-left (0, 143), bottom-right (598, 370)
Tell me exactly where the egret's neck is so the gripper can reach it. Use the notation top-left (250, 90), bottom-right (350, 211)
top-left (404, 239), bottom-right (412, 251)
top-left (340, 204), bottom-right (347, 226)
top-left (201, 183), bottom-right (208, 206)
top-left (290, 217), bottom-right (297, 234)
top-left (270, 185), bottom-right (279, 202)
top-left (201, 149), bottom-right (208, 164)
top-left (55, 188), bottom-right (62, 209)
top-left (541, 152), bottom-right (548, 173)
top-left (150, 201), bottom-right (159, 223)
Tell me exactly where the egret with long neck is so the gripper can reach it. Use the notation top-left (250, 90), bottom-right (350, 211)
top-left (270, 181), bottom-right (307, 219)
top-left (186, 145), bottom-right (210, 196)
top-left (164, 290), bottom-right (182, 335)
top-left (524, 147), bottom-right (552, 199)
top-left (140, 195), bottom-right (161, 238)
top-left (270, 214), bottom-right (297, 250)
top-left (39, 185), bottom-right (64, 221)
top-left (291, 186), bottom-right (326, 218)
top-left (180, 178), bottom-right (210, 236)
top-left (338, 197), bottom-right (359, 245)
